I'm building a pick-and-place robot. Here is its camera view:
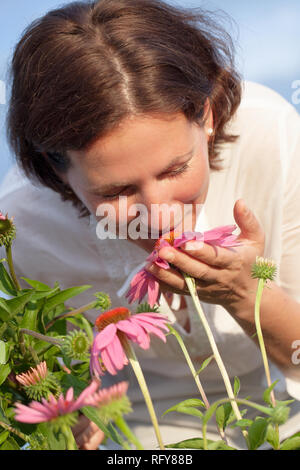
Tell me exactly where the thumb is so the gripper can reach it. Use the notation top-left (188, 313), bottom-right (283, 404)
top-left (234, 199), bottom-right (265, 243)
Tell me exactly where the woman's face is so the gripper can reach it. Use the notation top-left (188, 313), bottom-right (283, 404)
top-left (65, 111), bottom-right (212, 248)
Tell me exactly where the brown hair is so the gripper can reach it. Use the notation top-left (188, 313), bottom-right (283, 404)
top-left (7, 0), bottom-right (242, 217)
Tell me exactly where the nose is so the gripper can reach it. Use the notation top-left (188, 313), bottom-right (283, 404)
top-left (133, 182), bottom-right (181, 235)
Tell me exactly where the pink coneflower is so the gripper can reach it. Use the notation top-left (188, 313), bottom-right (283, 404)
top-left (16, 361), bottom-right (48, 387)
top-left (126, 225), bottom-right (240, 307)
top-left (16, 361), bottom-right (60, 400)
top-left (14, 379), bottom-right (100, 425)
top-left (90, 307), bottom-right (170, 377)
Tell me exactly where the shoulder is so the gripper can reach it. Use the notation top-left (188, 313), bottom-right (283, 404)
top-left (239, 80), bottom-right (292, 111)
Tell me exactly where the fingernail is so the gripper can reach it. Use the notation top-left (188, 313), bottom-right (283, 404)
top-left (184, 241), bottom-right (204, 251)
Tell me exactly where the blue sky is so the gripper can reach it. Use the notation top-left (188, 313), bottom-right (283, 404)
top-left (0, 0), bottom-right (300, 180)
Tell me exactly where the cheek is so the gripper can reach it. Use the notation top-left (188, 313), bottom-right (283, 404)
top-left (175, 157), bottom-right (209, 204)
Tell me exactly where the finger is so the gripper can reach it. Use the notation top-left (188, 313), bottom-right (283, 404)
top-left (234, 199), bottom-right (265, 244)
top-left (75, 420), bottom-right (103, 448)
top-left (180, 240), bottom-right (237, 269)
top-left (72, 414), bottom-right (90, 438)
top-left (79, 428), bottom-right (105, 450)
top-left (146, 263), bottom-right (187, 292)
top-left (156, 247), bottom-right (218, 282)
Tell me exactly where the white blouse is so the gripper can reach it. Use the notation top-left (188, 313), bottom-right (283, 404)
top-left (1, 81), bottom-right (300, 448)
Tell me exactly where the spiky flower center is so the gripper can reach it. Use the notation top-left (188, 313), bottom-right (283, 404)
top-left (61, 331), bottom-right (90, 360)
top-left (95, 307), bottom-right (131, 332)
top-left (0, 213), bottom-right (16, 248)
top-left (251, 256), bottom-right (277, 281)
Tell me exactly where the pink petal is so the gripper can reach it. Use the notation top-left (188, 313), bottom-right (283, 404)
top-left (94, 323), bottom-right (117, 350)
top-left (117, 318), bottom-right (150, 349)
top-left (147, 276), bottom-right (160, 308)
top-left (134, 318), bottom-right (167, 343)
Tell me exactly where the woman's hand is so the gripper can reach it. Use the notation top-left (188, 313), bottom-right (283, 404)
top-left (146, 200), bottom-right (265, 318)
top-left (72, 414), bottom-right (105, 450)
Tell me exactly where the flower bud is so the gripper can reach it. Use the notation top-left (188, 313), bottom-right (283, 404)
top-left (0, 212), bottom-right (16, 248)
top-left (93, 292), bottom-right (111, 311)
top-left (251, 256), bottom-right (277, 281)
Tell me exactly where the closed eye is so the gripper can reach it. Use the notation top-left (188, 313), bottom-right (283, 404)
top-left (97, 160), bottom-right (192, 200)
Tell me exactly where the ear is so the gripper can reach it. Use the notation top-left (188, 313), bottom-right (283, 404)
top-left (203, 98), bottom-right (214, 139)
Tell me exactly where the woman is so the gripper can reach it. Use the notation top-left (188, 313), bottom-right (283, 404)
top-left (1, 0), bottom-right (300, 449)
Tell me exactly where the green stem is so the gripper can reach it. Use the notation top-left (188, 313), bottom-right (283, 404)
top-left (254, 278), bottom-right (279, 447)
top-left (167, 324), bottom-right (228, 444)
top-left (255, 279), bottom-right (276, 406)
top-left (61, 424), bottom-right (77, 450)
top-left (114, 415), bottom-right (144, 450)
top-left (183, 273), bottom-right (249, 448)
top-left (0, 420), bottom-right (30, 443)
top-left (45, 301), bottom-right (97, 331)
top-left (19, 328), bottom-right (63, 346)
top-left (5, 245), bottom-right (21, 291)
top-left (122, 337), bottom-right (165, 450)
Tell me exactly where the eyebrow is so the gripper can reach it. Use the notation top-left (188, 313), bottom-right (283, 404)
top-left (89, 148), bottom-right (195, 194)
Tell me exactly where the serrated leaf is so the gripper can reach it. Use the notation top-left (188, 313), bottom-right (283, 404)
top-left (280, 436), bottom-right (300, 450)
top-left (263, 380), bottom-right (279, 406)
top-left (195, 355), bottom-right (214, 375)
top-left (0, 263), bottom-right (17, 297)
top-left (248, 417), bottom-right (269, 450)
top-left (43, 285), bottom-right (92, 315)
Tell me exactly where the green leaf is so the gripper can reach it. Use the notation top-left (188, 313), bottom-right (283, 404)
top-left (232, 419), bottom-right (253, 428)
top-left (19, 302), bottom-right (39, 331)
top-left (43, 285), bottom-right (92, 315)
top-left (280, 436), bottom-right (300, 450)
top-left (195, 355), bottom-right (214, 375)
top-left (0, 363), bottom-right (11, 386)
top-left (0, 262), bottom-right (17, 296)
top-left (165, 437), bottom-right (235, 450)
top-left (0, 430), bottom-right (9, 445)
top-left (215, 403), bottom-right (234, 431)
top-left (0, 340), bottom-right (7, 364)
top-left (234, 377), bottom-right (241, 397)
top-left (266, 424), bottom-right (280, 449)
top-left (82, 406), bottom-right (124, 446)
top-left (20, 278), bottom-right (52, 291)
top-left (36, 423), bottom-right (66, 450)
top-left (162, 399), bottom-right (205, 419)
top-left (263, 380), bottom-right (279, 406)
top-left (248, 417), bottom-right (269, 450)
top-left (6, 291), bottom-right (34, 316)
top-left (0, 436), bottom-right (20, 450)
